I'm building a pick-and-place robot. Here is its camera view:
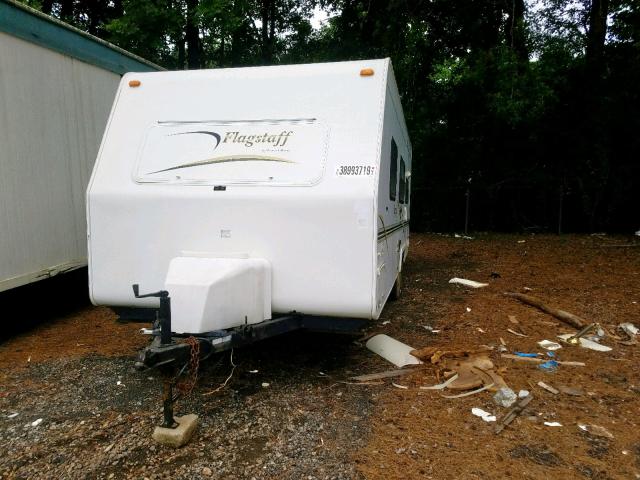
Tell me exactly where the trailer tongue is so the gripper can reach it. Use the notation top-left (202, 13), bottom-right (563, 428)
top-left (132, 283), bottom-right (366, 431)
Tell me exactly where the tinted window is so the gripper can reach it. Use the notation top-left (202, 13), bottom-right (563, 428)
top-left (389, 138), bottom-right (398, 201)
top-left (399, 157), bottom-right (406, 204)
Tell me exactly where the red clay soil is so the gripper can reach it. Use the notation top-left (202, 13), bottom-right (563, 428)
top-left (355, 233), bottom-right (640, 480)
top-left (0, 306), bottom-right (145, 377)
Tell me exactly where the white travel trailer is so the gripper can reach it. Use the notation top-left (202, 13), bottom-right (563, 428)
top-left (88, 58), bottom-right (411, 341)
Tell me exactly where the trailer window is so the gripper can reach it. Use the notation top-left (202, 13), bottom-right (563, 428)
top-left (399, 157), bottom-right (406, 204)
top-left (389, 138), bottom-right (398, 201)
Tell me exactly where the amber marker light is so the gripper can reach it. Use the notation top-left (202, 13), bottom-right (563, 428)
top-left (360, 68), bottom-right (375, 76)
top-left (129, 79), bottom-right (141, 87)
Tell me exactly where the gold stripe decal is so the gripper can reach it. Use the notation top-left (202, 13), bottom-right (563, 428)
top-left (148, 155), bottom-right (296, 174)
top-left (377, 221), bottom-right (409, 240)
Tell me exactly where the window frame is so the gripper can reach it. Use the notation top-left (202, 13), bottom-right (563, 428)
top-left (399, 157), bottom-right (406, 204)
top-left (389, 138), bottom-right (398, 201)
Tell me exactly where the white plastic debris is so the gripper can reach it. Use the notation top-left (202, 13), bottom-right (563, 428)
top-left (7, 413), bottom-right (18, 419)
top-left (544, 421), bottom-right (562, 427)
top-left (249, 370), bottom-right (259, 373)
top-left (557, 333), bottom-right (612, 352)
top-left (365, 334), bottom-right (423, 368)
top-left (517, 240), bottom-right (526, 244)
top-left (538, 340), bottom-right (562, 351)
top-left (261, 382), bottom-right (270, 388)
top-left (518, 390), bottom-right (530, 398)
top-left (454, 234), bottom-right (474, 240)
top-left (466, 307), bottom-right (472, 313)
top-left (493, 387), bottom-right (517, 407)
top-left (619, 323), bottom-right (638, 336)
top-left (471, 408), bottom-right (496, 422)
top-left (392, 383), bottom-right (409, 390)
top-left (116, 380), bottom-right (125, 387)
top-left (31, 418), bottom-right (43, 427)
top-left (579, 424), bottom-right (614, 438)
top-left (449, 278), bottom-right (489, 289)
top-left (382, 320), bottom-right (391, 325)
top-left (422, 325), bottom-right (440, 333)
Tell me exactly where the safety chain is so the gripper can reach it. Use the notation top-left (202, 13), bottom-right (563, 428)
top-left (176, 336), bottom-right (200, 395)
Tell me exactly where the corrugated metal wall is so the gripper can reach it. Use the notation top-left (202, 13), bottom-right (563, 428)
top-left (0, 31), bottom-right (119, 291)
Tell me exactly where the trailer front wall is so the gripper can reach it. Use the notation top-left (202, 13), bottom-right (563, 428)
top-left (0, 32), bottom-right (119, 291)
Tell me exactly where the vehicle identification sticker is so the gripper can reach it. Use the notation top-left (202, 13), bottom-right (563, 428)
top-left (335, 165), bottom-right (376, 176)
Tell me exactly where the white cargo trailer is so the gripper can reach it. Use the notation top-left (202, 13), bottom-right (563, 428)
top-left (88, 59), bottom-right (411, 338)
top-left (0, 0), bottom-right (160, 293)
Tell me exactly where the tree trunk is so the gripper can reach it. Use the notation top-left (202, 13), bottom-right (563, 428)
top-left (505, 0), bottom-right (528, 62)
top-left (586, 0), bottom-right (609, 68)
top-left (260, 0), bottom-right (272, 63)
top-left (185, 0), bottom-right (201, 69)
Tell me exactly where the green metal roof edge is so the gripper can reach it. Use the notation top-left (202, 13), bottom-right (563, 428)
top-left (0, 0), bottom-right (164, 74)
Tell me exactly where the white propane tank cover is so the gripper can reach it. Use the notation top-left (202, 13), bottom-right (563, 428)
top-left (165, 257), bottom-right (271, 334)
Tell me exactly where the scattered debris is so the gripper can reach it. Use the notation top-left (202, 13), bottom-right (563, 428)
top-left (501, 353), bottom-right (585, 366)
top-left (619, 323), bottom-right (638, 336)
top-left (466, 307), bottom-right (472, 313)
top-left (504, 292), bottom-right (587, 329)
top-left (392, 383), bottom-right (408, 390)
top-left (507, 328), bottom-right (528, 337)
top-left (618, 322), bottom-right (638, 345)
top-left (557, 333), bottom-right (612, 352)
top-left (7, 413), bottom-right (18, 419)
top-left (493, 387), bottom-right (517, 407)
top-left (558, 385), bottom-right (584, 396)
top-left (420, 373), bottom-right (459, 390)
top-left (508, 315), bottom-right (519, 324)
top-left (454, 233), bottom-right (474, 240)
top-left (422, 325), bottom-right (441, 333)
top-left (477, 327), bottom-right (486, 333)
top-left (517, 240), bottom-right (526, 244)
top-left (442, 383), bottom-right (494, 398)
top-left (471, 408), bottom-right (496, 422)
top-left (366, 334), bottom-right (423, 368)
top-left (538, 340), bottom-right (562, 351)
top-left (538, 360), bottom-right (559, 372)
top-left (537, 381), bottom-right (559, 395)
top-left (261, 382), bottom-right (270, 388)
top-left (514, 352), bottom-right (539, 358)
top-left (448, 277), bottom-right (489, 289)
top-left (350, 367), bottom-right (419, 382)
top-left (495, 394), bottom-right (533, 434)
top-left (31, 418), bottom-right (43, 427)
top-left (579, 424), bottom-right (614, 439)
top-left (518, 390), bottom-right (530, 398)
top-left (382, 320), bottom-right (391, 325)
top-left (249, 369), bottom-right (259, 373)
top-left (544, 421), bottom-right (563, 427)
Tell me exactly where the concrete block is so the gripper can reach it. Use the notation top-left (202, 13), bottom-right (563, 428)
top-left (152, 414), bottom-right (198, 447)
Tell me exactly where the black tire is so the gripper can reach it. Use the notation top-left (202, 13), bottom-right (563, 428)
top-left (389, 269), bottom-right (403, 301)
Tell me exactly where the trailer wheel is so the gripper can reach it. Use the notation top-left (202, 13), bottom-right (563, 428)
top-left (390, 270), bottom-right (403, 301)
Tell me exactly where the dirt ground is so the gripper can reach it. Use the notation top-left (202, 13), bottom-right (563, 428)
top-left (1, 233), bottom-right (639, 479)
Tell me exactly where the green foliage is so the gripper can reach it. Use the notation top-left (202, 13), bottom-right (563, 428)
top-left (17, 0), bottom-right (640, 232)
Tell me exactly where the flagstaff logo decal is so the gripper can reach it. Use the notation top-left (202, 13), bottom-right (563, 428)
top-left (147, 129), bottom-right (296, 174)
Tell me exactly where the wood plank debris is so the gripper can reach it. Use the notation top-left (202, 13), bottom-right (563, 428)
top-left (537, 381), bottom-right (559, 395)
top-left (495, 394), bottom-right (533, 434)
top-left (504, 292), bottom-right (587, 329)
